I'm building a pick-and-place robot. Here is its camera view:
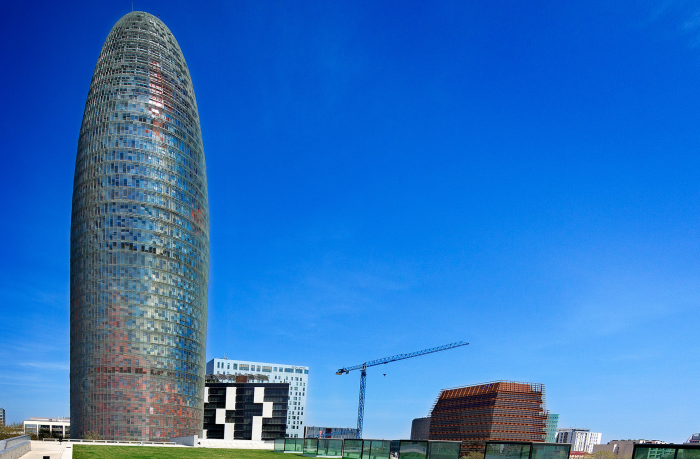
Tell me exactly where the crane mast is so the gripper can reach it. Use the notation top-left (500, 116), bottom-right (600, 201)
top-left (336, 340), bottom-right (469, 438)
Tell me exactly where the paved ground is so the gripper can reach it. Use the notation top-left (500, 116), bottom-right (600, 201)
top-left (22, 441), bottom-right (72, 459)
top-left (22, 441), bottom-right (190, 459)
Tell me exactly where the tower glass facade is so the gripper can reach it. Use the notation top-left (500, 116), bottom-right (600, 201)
top-left (545, 414), bottom-right (559, 443)
top-left (70, 11), bottom-right (209, 440)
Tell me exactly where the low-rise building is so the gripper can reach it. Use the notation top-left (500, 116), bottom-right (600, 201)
top-left (593, 440), bottom-right (667, 458)
top-left (23, 417), bottom-right (70, 438)
top-left (304, 426), bottom-right (359, 439)
top-left (206, 358), bottom-right (309, 438)
top-left (203, 378), bottom-right (288, 441)
top-left (556, 429), bottom-right (602, 453)
top-left (685, 434), bottom-right (700, 444)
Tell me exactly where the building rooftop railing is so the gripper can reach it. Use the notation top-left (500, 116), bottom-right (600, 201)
top-left (26, 417), bottom-right (70, 422)
top-left (44, 439), bottom-right (176, 445)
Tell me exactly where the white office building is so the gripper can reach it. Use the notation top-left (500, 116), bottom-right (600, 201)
top-left (23, 417), bottom-right (70, 438)
top-left (206, 358), bottom-right (309, 438)
top-left (556, 428), bottom-right (602, 453)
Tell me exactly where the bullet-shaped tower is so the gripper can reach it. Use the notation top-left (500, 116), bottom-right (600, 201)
top-left (70, 11), bottom-right (209, 440)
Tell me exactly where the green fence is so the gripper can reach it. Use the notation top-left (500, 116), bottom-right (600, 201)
top-left (328, 439), bottom-right (344, 457)
top-left (367, 440), bottom-right (392, 459)
top-left (318, 440), bottom-right (329, 457)
top-left (305, 439), bottom-right (319, 456)
top-left (343, 440), bottom-right (364, 459)
top-left (485, 442), bottom-right (531, 459)
top-left (285, 438), bottom-right (305, 452)
top-left (364, 441), bottom-right (373, 459)
top-left (485, 442), bottom-right (570, 459)
top-left (634, 445), bottom-right (700, 459)
top-left (285, 439), bottom-right (296, 452)
top-left (531, 443), bottom-right (571, 459)
top-left (399, 441), bottom-right (429, 459)
top-left (276, 437), bottom-right (459, 459)
top-left (427, 442), bottom-right (461, 459)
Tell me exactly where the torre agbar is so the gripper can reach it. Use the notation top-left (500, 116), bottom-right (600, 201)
top-left (70, 12), bottom-right (209, 440)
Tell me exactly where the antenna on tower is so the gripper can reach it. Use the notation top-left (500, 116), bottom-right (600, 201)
top-left (131, 2), bottom-right (133, 12)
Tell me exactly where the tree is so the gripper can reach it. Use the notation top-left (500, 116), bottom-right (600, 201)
top-left (593, 451), bottom-right (618, 459)
top-left (464, 452), bottom-right (485, 459)
top-left (0, 422), bottom-right (26, 440)
top-left (83, 430), bottom-right (105, 440)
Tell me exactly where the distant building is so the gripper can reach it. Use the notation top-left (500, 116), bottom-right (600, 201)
top-left (546, 414), bottom-right (559, 443)
top-left (304, 426), bottom-right (359, 439)
top-left (569, 452), bottom-right (593, 459)
top-left (594, 440), bottom-right (667, 458)
top-left (206, 358), bottom-right (309, 438)
top-left (0, 408), bottom-right (4, 426)
top-left (23, 417), bottom-right (70, 438)
top-left (411, 417), bottom-right (431, 440)
top-left (685, 434), bottom-right (700, 444)
top-left (202, 379), bottom-right (288, 441)
top-left (556, 428), bottom-right (602, 453)
top-left (429, 381), bottom-right (548, 454)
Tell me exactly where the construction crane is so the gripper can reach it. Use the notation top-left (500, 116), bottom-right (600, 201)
top-left (336, 340), bottom-right (469, 438)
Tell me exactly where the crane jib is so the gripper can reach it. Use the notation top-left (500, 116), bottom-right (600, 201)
top-left (335, 340), bottom-right (469, 439)
top-left (336, 341), bottom-right (469, 374)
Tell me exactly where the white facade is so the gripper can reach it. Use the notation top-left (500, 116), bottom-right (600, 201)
top-left (23, 417), bottom-right (70, 438)
top-left (556, 428), bottom-right (602, 453)
top-left (206, 358), bottom-right (309, 438)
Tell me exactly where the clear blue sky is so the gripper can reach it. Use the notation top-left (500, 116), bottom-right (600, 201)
top-left (1, 0), bottom-right (699, 443)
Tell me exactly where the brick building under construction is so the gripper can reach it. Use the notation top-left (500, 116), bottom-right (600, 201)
top-left (428, 381), bottom-right (548, 454)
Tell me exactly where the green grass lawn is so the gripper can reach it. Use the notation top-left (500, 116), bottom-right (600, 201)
top-left (72, 445), bottom-right (296, 459)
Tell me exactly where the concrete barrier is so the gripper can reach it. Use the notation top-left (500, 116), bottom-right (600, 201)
top-left (0, 436), bottom-right (31, 459)
top-left (171, 435), bottom-right (198, 447)
top-left (197, 439), bottom-right (274, 449)
top-left (61, 439), bottom-right (176, 445)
